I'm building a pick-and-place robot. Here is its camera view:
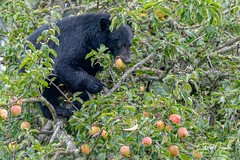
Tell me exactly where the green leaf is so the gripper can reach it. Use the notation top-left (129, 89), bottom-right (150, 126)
top-left (25, 41), bottom-right (36, 51)
top-left (49, 49), bottom-right (57, 57)
top-left (48, 29), bottom-right (55, 35)
top-left (158, 7), bottom-right (171, 15)
top-left (29, 129), bottom-right (40, 133)
top-left (180, 153), bottom-right (190, 160)
top-left (183, 83), bottom-right (192, 94)
top-left (37, 79), bottom-right (49, 87)
top-left (55, 26), bottom-right (60, 35)
top-left (41, 8), bottom-right (49, 13)
top-left (144, 2), bottom-right (156, 9)
top-left (19, 57), bottom-right (31, 70)
top-left (206, 7), bottom-right (212, 23)
top-left (32, 145), bottom-right (42, 152)
top-left (196, 13), bottom-right (203, 23)
top-left (124, 105), bottom-right (136, 112)
top-left (85, 50), bottom-right (95, 59)
top-left (219, 96), bottom-right (225, 103)
top-left (50, 35), bottom-right (59, 46)
top-left (110, 16), bottom-right (118, 31)
top-left (187, 97), bottom-right (193, 106)
top-left (99, 112), bottom-right (115, 119)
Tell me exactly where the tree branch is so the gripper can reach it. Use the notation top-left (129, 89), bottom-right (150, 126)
top-left (141, 67), bottom-right (165, 75)
top-left (50, 119), bottom-right (77, 159)
top-left (22, 96), bottom-right (57, 121)
top-left (47, 77), bottom-right (79, 111)
top-left (86, 130), bottom-right (103, 159)
top-left (51, 149), bottom-right (78, 160)
top-left (215, 36), bottom-right (240, 51)
top-left (106, 53), bottom-right (156, 96)
top-left (38, 121), bottom-right (53, 143)
top-left (50, 120), bottom-right (62, 143)
top-left (216, 43), bottom-right (240, 54)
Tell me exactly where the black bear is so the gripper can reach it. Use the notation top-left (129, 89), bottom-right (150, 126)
top-left (22, 13), bottom-right (133, 119)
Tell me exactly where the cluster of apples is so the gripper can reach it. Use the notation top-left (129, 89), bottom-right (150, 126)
top-left (80, 126), bottom-right (108, 155)
top-left (0, 96), bottom-right (23, 120)
top-left (8, 121), bottom-right (31, 153)
top-left (0, 97), bottom-right (31, 153)
top-left (120, 113), bottom-right (202, 158)
top-left (141, 114), bottom-right (187, 157)
top-left (3, 97), bottom-right (31, 127)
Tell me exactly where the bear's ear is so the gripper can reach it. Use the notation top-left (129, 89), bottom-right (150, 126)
top-left (100, 17), bottom-right (111, 31)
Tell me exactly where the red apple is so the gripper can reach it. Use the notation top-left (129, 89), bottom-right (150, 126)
top-left (115, 57), bottom-right (126, 70)
top-left (164, 124), bottom-right (172, 132)
top-left (192, 150), bottom-right (203, 159)
top-left (10, 96), bottom-right (22, 106)
top-left (168, 145), bottom-right (179, 156)
top-left (143, 111), bottom-right (148, 117)
top-left (11, 105), bottom-right (22, 116)
top-left (139, 86), bottom-right (144, 92)
top-left (89, 126), bottom-right (100, 136)
top-left (101, 130), bottom-right (108, 139)
top-left (120, 145), bottom-right (131, 157)
top-left (177, 127), bottom-right (188, 140)
top-left (20, 121), bottom-right (31, 130)
top-left (169, 114), bottom-right (181, 124)
top-left (155, 120), bottom-right (165, 130)
top-left (8, 141), bottom-right (19, 153)
top-left (142, 136), bottom-right (152, 147)
top-left (17, 98), bottom-right (23, 106)
top-left (81, 144), bottom-right (91, 155)
top-left (155, 10), bottom-right (166, 20)
top-left (0, 108), bottom-right (8, 120)
top-left (10, 96), bottom-right (18, 103)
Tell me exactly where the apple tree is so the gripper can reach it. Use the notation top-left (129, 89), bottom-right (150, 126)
top-left (0, 0), bottom-right (239, 159)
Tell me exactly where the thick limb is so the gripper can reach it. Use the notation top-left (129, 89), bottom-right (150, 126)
top-left (39, 85), bottom-right (72, 119)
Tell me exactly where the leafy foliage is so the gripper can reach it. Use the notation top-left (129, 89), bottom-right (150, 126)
top-left (0, 0), bottom-right (239, 159)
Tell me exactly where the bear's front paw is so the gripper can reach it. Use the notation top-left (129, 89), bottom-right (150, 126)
top-left (86, 78), bottom-right (105, 94)
top-left (55, 108), bottom-right (73, 118)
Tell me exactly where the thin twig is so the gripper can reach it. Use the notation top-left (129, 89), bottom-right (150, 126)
top-left (86, 130), bottom-right (103, 160)
top-left (47, 77), bottom-right (79, 111)
top-left (5, 94), bottom-right (25, 107)
top-left (141, 67), bottom-right (165, 75)
top-left (106, 53), bottom-right (156, 96)
top-left (172, 20), bottom-right (201, 29)
top-left (190, 34), bottom-right (206, 45)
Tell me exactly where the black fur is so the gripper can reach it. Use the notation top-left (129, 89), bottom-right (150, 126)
top-left (22, 13), bottom-right (133, 119)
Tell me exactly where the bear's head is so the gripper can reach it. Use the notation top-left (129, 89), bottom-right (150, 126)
top-left (100, 17), bottom-right (133, 64)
